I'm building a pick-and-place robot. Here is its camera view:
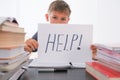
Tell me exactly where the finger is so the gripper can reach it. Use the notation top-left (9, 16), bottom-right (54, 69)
top-left (90, 45), bottom-right (97, 50)
top-left (26, 39), bottom-right (36, 50)
top-left (31, 39), bottom-right (39, 49)
top-left (92, 50), bottom-right (97, 54)
top-left (24, 45), bottom-right (32, 53)
top-left (27, 42), bottom-right (35, 51)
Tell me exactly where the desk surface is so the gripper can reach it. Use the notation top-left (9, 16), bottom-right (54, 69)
top-left (18, 68), bottom-right (95, 80)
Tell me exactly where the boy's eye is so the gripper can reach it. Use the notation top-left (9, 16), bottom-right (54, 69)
top-left (61, 18), bottom-right (66, 21)
top-left (52, 16), bottom-right (57, 19)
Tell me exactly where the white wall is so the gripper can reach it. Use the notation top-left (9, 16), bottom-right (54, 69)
top-left (0, 0), bottom-right (120, 44)
top-left (0, 0), bottom-right (19, 18)
top-left (17, 0), bottom-right (97, 40)
top-left (94, 0), bottom-right (120, 43)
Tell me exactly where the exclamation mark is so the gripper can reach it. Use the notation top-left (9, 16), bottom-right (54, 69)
top-left (77, 34), bottom-right (83, 50)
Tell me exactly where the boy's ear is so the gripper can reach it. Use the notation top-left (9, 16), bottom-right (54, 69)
top-left (45, 14), bottom-right (49, 21)
top-left (68, 18), bottom-right (70, 22)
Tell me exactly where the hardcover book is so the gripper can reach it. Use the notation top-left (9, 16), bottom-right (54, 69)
top-left (0, 24), bottom-right (24, 33)
top-left (0, 31), bottom-right (25, 48)
top-left (0, 59), bottom-right (30, 80)
top-left (0, 53), bottom-right (29, 64)
top-left (86, 62), bottom-right (120, 80)
top-left (98, 59), bottom-right (120, 72)
top-left (0, 46), bottom-right (25, 58)
top-left (0, 53), bottom-right (30, 71)
top-left (1, 20), bottom-right (18, 27)
top-left (0, 17), bottom-right (18, 25)
top-left (0, 17), bottom-right (24, 33)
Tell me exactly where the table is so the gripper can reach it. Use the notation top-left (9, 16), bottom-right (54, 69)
top-left (18, 68), bottom-right (95, 80)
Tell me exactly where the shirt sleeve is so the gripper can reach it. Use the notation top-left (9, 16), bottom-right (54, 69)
top-left (32, 32), bottom-right (38, 41)
top-left (32, 32), bottom-right (38, 52)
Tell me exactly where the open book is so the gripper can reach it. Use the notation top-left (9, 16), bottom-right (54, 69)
top-left (29, 24), bottom-right (93, 69)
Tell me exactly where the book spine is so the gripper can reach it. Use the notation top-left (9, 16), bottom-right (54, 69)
top-left (98, 60), bottom-right (120, 72)
top-left (86, 62), bottom-right (120, 80)
top-left (86, 63), bottom-right (109, 80)
top-left (86, 70), bottom-right (98, 80)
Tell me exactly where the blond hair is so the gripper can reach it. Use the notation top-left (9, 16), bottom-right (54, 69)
top-left (48, 0), bottom-right (71, 17)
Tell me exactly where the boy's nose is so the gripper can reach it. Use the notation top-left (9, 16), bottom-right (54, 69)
top-left (56, 20), bottom-right (64, 24)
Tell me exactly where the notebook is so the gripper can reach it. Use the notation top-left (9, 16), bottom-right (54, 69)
top-left (29, 24), bottom-right (93, 68)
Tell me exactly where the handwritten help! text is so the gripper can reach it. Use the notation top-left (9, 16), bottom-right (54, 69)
top-left (45, 34), bottom-right (83, 53)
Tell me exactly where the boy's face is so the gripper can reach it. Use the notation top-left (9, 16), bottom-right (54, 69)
top-left (45, 11), bottom-right (70, 24)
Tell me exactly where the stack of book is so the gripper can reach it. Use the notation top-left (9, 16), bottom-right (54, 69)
top-left (0, 17), bottom-right (30, 80)
top-left (86, 43), bottom-right (120, 80)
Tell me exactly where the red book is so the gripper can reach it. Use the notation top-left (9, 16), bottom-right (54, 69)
top-left (86, 62), bottom-right (120, 80)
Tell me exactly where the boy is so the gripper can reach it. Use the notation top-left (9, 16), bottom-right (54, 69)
top-left (24, 0), bottom-right (97, 57)
top-left (24, 0), bottom-right (71, 53)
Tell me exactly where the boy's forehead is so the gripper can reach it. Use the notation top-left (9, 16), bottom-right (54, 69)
top-left (49, 11), bottom-right (70, 17)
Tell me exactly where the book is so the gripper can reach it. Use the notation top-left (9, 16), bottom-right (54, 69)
top-left (0, 46), bottom-right (25, 58)
top-left (0, 31), bottom-right (25, 48)
top-left (1, 20), bottom-right (19, 27)
top-left (29, 24), bottom-right (93, 68)
top-left (0, 24), bottom-right (24, 33)
top-left (97, 48), bottom-right (120, 61)
top-left (95, 43), bottom-right (120, 52)
top-left (0, 17), bottom-right (27, 79)
top-left (86, 62), bottom-right (120, 80)
top-left (0, 52), bottom-right (29, 64)
top-left (96, 49), bottom-right (120, 72)
top-left (0, 17), bottom-right (24, 33)
top-left (0, 59), bottom-right (30, 80)
top-left (98, 59), bottom-right (120, 72)
top-left (0, 17), bottom-right (18, 25)
top-left (97, 51), bottom-right (120, 67)
top-left (0, 53), bottom-right (30, 71)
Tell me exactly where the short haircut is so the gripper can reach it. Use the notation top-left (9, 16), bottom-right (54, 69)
top-left (48, 0), bottom-right (71, 17)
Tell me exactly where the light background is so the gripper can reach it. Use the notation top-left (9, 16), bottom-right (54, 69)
top-left (0, 0), bottom-right (120, 44)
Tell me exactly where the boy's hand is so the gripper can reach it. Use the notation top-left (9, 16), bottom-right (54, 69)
top-left (90, 45), bottom-right (97, 60)
top-left (24, 38), bottom-right (39, 53)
